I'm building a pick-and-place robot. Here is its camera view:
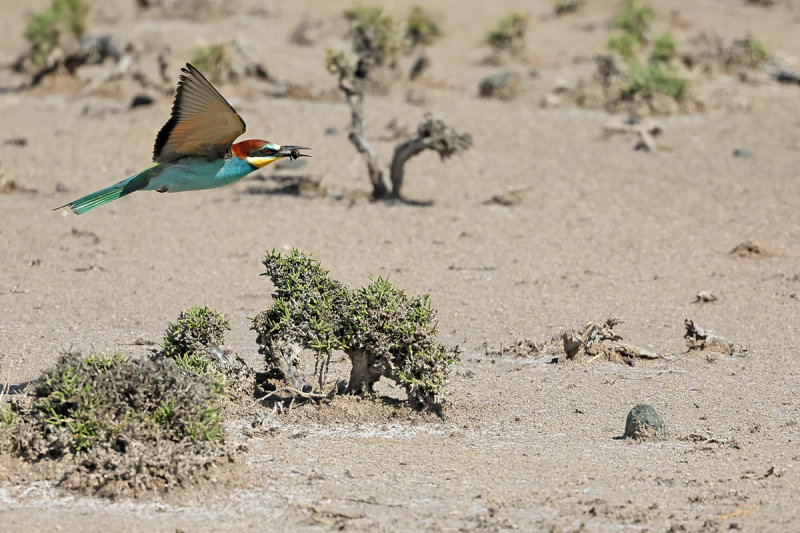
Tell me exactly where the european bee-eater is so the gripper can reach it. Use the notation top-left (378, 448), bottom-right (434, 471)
top-left (56, 63), bottom-right (309, 215)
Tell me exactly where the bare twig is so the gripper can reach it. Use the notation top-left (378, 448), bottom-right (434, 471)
top-left (0, 353), bottom-right (19, 406)
top-left (252, 386), bottom-right (332, 406)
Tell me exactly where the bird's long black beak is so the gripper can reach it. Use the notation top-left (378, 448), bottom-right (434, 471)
top-left (278, 145), bottom-right (311, 161)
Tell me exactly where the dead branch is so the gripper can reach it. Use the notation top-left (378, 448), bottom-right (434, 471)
top-left (329, 51), bottom-right (471, 200)
top-left (389, 116), bottom-right (472, 197)
top-left (333, 57), bottom-right (390, 198)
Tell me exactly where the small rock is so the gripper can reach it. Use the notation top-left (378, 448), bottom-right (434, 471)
top-left (554, 0), bottom-right (586, 16)
top-left (409, 56), bottom-right (430, 80)
top-left (624, 404), bottom-right (667, 441)
top-left (289, 18), bottom-right (323, 46)
top-left (773, 69), bottom-right (800, 85)
top-left (553, 77), bottom-right (571, 93)
top-left (406, 89), bottom-right (426, 106)
top-left (540, 93), bottom-right (562, 108)
top-left (130, 94), bottom-right (154, 108)
top-left (478, 72), bottom-right (522, 101)
top-left (730, 240), bottom-right (765, 257)
top-left (693, 290), bottom-right (718, 303)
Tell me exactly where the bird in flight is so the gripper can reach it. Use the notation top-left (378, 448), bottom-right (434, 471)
top-left (56, 63), bottom-right (309, 214)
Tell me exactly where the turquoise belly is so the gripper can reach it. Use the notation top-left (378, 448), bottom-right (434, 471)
top-left (143, 157), bottom-right (256, 193)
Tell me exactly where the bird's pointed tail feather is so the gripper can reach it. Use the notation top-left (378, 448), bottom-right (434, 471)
top-left (54, 171), bottom-right (152, 215)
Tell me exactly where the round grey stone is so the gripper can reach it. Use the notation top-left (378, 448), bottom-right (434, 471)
top-left (624, 404), bottom-right (667, 441)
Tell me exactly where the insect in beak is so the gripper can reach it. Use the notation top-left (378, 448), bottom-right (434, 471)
top-left (278, 146), bottom-right (311, 160)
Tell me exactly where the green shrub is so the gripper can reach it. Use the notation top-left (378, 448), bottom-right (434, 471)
top-left (162, 306), bottom-right (230, 371)
top-left (737, 33), bottom-right (769, 62)
top-left (405, 5), bottom-right (443, 50)
top-left (650, 32), bottom-right (677, 64)
top-left (343, 277), bottom-right (454, 408)
top-left (24, 0), bottom-right (94, 67)
top-left (607, 32), bottom-right (639, 63)
top-left (605, 1), bottom-right (688, 103)
top-left (613, 0), bottom-right (654, 43)
top-left (627, 63), bottom-right (688, 100)
top-left (252, 249), bottom-right (455, 411)
top-left (344, 3), bottom-right (401, 67)
top-left (484, 11), bottom-right (529, 56)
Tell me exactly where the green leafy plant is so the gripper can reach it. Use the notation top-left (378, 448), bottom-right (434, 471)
top-left (627, 63), bottom-right (688, 100)
top-left (650, 32), bottom-right (677, 64)
top-left (24, 0), bottom-right (94, 68)
top-left (253, 249), bottom-right (349, 389)
top-left (737, 33), bottom-right (769, 63)
top-left (152, 400), bottom-right (176, 425)
top-left (0, 407), bottom-right (12, 426)
top-left (185, 401), bottom-right (222, 441)
top-left (484, 11), bottom-right (529, 57)
top-left (342, 277), bottom-right (455, 408)
top-left (607, 32), bottom-right (639, 63)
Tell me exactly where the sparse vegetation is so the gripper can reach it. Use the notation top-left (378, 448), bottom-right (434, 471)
top-left (736, 33), bottom-right (769, 64)
top-left (650, 32), bottom-right (677, 64)
top-left (612, 0), bottom-right (655, 44)
top-left (403, 5), bottom-right (443, 80)
top-left (681, 32), bottom-right (771, 75)
top-left (554, 0), bottom-right (586, 16)
top-left (24, 0), bottom-right (94, 68)
top-left (0, 407), bottom-right (12, 425)
top-left (344, 4), bottom-right (401, 69)
top-left (252, 249), bottom-right (456, 411)
top-left (189, 43), bottom-right (227, 76)
top-left (605, 1), bottom-right (689, 103)
top-left (0, 353), bottom-right (225, 497)
top-left (627, 62), bottom-right (688, 100)
top-left (484, 11), bottom-right (529, 58)
top-left (607, 32), bottom-right (639, 63)
top-left (404, 5), bottom-right (443, 52)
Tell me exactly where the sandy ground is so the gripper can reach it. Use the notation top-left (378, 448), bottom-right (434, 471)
top-left (1, 0), bottom-right (800, 531)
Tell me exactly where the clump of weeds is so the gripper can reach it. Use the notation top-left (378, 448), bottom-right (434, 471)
top-left (0, 353), bottom-right (227, 498)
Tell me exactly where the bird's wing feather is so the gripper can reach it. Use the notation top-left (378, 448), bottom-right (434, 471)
top-left (152, 63), bottom-right (246, 163)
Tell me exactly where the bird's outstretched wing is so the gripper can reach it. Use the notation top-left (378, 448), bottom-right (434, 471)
top-left (152, 63), bottom-right (246, 163)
